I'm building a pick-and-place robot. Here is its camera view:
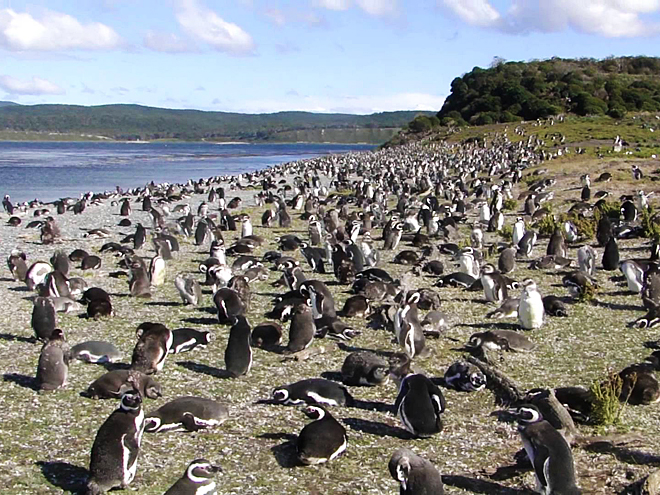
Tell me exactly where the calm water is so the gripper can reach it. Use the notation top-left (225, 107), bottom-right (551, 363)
top-left (0, 141), bottom-right (373, 203)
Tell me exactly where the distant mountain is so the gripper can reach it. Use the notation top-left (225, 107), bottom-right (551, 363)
top-left (436, 56), bottom-right (660, 126)
top-left (0, 101), bottom-right (19, 107)
top-left (0, 103), bottom-right (429, 143)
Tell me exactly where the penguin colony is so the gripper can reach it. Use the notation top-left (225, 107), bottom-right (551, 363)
top-left (3, 133), bottom-right (660, 493)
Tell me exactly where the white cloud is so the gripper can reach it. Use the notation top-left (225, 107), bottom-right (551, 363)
top-left (314, 0), bottom-right (351, 10)
top-left (221, 92), bottom-right (444, 114)
top-left (440, 0), bottom-right (660, 37)
top-left (314, 0), bottom-right (398, 16)
top-left (0, 8), bottom-right (123, 51)
top-left (175, 0), bottom-right (255, 55)
top-left (0, 75), bottom-right (64, 95)
top-left (143, 30), bottom-right (197, 53)
top-left (265, 8), bottom-right (287, 26)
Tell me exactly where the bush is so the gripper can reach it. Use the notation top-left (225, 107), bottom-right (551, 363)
top-left (502, 199), bottom-right (518, 211)
top-left (590, 372), bottom-right (628, 428)
top-left (499, 224), bottom-right (513, 241)
top-left (641, 206), bottom-right (660, 238)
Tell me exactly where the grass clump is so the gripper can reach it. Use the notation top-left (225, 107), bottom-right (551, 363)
top-left (641, 206), bottom-right (660, 238)
top-left (590, 372), bottom-right (629, 429)
top-left (537, 214), bottom-right (558, 236)
top-left (499, 224), bottom-right (513, 242)
top-left (566, 213), bottom-right (596, 240)
top-left (502, 199), bottom-right (518, 211)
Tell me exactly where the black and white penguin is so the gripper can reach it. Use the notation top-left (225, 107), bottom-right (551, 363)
top-left (547, 228), bottom-right (567, 258)
top-left (145, 397), bottom-right (229, 433)
top-left (508, 404), bottom-right (581, 495)
top-left (32, 297), bottom-right (57, 341)
top-left (338, 295), bottom-right (371, 318)
top-left (436, 272), bottom-right (476, 288)
top-left (388, 448), bottom-right (444, 495)
top-left (543, 295), bottom-right (569, 317)
top-left (149, 254), bottom-right (166, 286)
top-left (130, 322), bottom-right (173, 374)
top-left (296, 405), bottom-right (347, 465)
top-left (286, 300), bottom-right (315, 353)
top-left (467, 329), bottom-right (535, 353)
top-left (602, 235), bottom-right (620, 271)
top-left (224, 316), bottom-right (252, 378)
top-left (119, 198), bottom-right (132, 216)
top-left (85, 370), bottom-right (162, 400)
top-left (518, 278), bottom-right (545, 329)
top-left (517, 230), bottom-right (537, 257)
top-left (71, 341), bottom-right (122, 364)
top-left (164, 459), bottom-right (222, 495)
top-left (7, 249), bottom-right (28, 282)
top-left (251, 321), bottom-right (283, 349)
top-left (134, 223), bottom-right (146, 250)
top-left (480, 263), bottom-right (508, 304)
top-left (36, 328), bottom-right (69, 391)
top-left (420, 310), bottom-right (447, 337)
top-left (341, 351), bottom-right (389, 386)
top-left (394, 292), bottom-right (426, 359)
top-left (25, 260), bottom-right (52, 291)
top-left (272, 378), bottom-right (353, 406)
top-left (577, 245), bottom-right (596, 276)
top-left (383, 222), bottom-right (403, 250)
top-left (213, 287), bottom-right (246, 325)
top-left (128, 256), bottom-right (151, 298)
top-left (81, 255), bottom-right (102, 271)
top-left (443, 361), bottom-right (486, 392)
top-left (620, 260), bottom-right (646, 293)
top-left (86, 392), bottom-right (145, 495)
top-left (395, 373), bottom-right (445, 438)
top-left (174, 274), bottom-right (202, 306)
top-left (170, 328), bottom-right (211, 354)
top-left (621, 200), bottom-right (638, 223)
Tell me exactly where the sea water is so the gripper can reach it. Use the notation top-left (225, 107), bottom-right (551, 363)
top-left (0, 141), bottom-right (373, 203)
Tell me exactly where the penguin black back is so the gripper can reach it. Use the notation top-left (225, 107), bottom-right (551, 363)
top-left (224, 316), bottom-right (252, 378)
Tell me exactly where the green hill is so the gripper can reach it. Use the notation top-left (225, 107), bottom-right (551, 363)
top-left (0, 103), bottom-right (428, 143)
top-left (435, 56), bottom-right (660, 126)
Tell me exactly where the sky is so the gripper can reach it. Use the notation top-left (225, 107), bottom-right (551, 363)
top-left (0, 0), bottom-right (659, 114)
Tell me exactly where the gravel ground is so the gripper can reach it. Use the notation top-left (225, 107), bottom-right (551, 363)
top-left (1, 153), bottom-right (660, 495)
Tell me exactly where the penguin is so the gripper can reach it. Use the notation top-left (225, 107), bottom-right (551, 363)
top-left (543, 295), bottom-right (569, 317)
top-left (149, 254), bottom-right (166, 286)
top-left (389, 448), bottom-right (444, 495)
top-left (85, 370), bottom-right (162, 400)
top-left (518, 278), bottom-right (545, 329)
top-left (286, 300), bottom-right (315, 353)
top-left (517, 230), bottom-right (537, 258)
top-left (602, 235), bottom-right (620, 271)
top-left (436, 272), bottom-right (476, 288)
top-left (383, 222), bottom-right (403, 250)
top-left (617, 364), bottom-right (660, 405)
top-left (341, 351), bottom-right (389, 386)
top-left (251, 321), bottom-right (283, 349)
top-left (25, 261), bottom-right (52, 291)
top-left (512, 217), bottom-right (525, 247)
top-left (458, 248), bottom-right (480, 278)
top-left (486, 298), bottom-right (520, 319)
top-left (577, 245), bottom-right (596, 276)
top-left (213, 288), bottom-right (246, 325)
top-left (130, 322), bottom-right (173, 374)
top-left (467, 329), bottom-right (535, 352)
top-left (338, 295), bottom-right (370, 318)
top-left (498, 247), bottom-right (516, 274)
top-left (224, 316), bottom-right (252, 378)
top-left (480, 264), bottom-right (508, 304)
top-left (81, 255), bottom-right (102, 270)
top-left (562, 270), bottom-right (595, 299)
top-left (170, 328), bottom-right (211, 354)
top-left (580, 184), bottom-right (591, 201)
top-left (272, 378), bottom-right (353, 406)
top-left (174, 274), bottom-right (202, 306)
top-left (621, 200), bottom-right (638, 223)
top-left (36, 328), bottom-right (69, 391)
top-left (420, 310), bottom-right (447, 337)
top-left (443, 361), bottom-right (486, 392)
top-left (195, 220), bottom-right (210, 246)
top-left (128, 256), bottom-right (151, 298)
top-left (508, 404), bottom-right (581, 495)
top-left (32, 297), bottom-right (57, 341)
top-left (145, 397), bottom-right (229, 433)
top-left (164, 459), bottom-right (222, 495)
top-left (524, 388), bottom-right (579, 444)
top-left (395, 373), bottom-right (445, 438)
top-left (620, 260), bottom-right (645, 293)
top-left (7, 249), bottom-right (28, 282)
top-left (71, 341), bottom-right (122, 364)
top-left (394, 292), bottom-right (425, 359)
top-left (134, 223), bottom-right (146, 250)
top-left (50, 296), bottom-right (82, 313)
top-left (50, 250), bottom-right (70, 276)
top-left (86, 392), bottom-right (145, 495)
top-left (296, 405), bottom-right (347, 465)
top-left (119, 198), bottom-right (131, 217)
top-left (596, 213), bottom-right (612, 247)
top-left (546, 228), bottom-right (567, 258)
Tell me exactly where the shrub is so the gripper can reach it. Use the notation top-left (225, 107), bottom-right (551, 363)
top-left (590, 372), bottom-right (629, 428)
top-left (641, 206), bottom-right (660, 238)
top-left (502, 199), bottom-right (518, 211)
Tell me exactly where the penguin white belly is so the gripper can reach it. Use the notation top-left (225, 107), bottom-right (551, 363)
top-left (329, 436), bottom-right (347, 461)
top-left (306, 392), bottom-right (338, 406)
top-left (121, 434), bottom-right (137, 485)
top-left (519, 293), bottom-right (544, 329)
top-left (482, 276), bottom-right (497, 302)
top-left (398, 397), bottom-right (414, 434)
top-left (196, 482), bottom-right (217, 495)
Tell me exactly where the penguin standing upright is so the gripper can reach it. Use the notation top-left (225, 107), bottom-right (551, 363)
top-left (480, 264), bottom-right (508, 304)
top-left (547, 228), bottom-right (567, 258)
top-left (224, 316), bottom-right (252, 378)
top-left (602, 235), bottom-right (620, 271)
top-left (120, 198), bottom-right (132, 217)
top-left (134, 223), bottom-right (146, 250)
top-left (174, 274), bottom-right (202, 306)
top-left (509, 404), bottom-right (581, 495)
top-left (389, 448), bottom-right (444, 495)
top-left (164, 459), bottom-right (222, 495)
top-left (395, 373), bottom-right (445, 438)
top-left (512, 217), bottom-right (525, 247)
top-left (517, 230), bottom-right (537, 258)
top-left (130, 323), bottom-right (173, 374)
top-left (394, 292), bottom-right (425, 359)
top-left (577, 245), bottom-right (596, 276)
top-left (296, 405), bottom-right (347, 465)
top-left (32, 297), bottom-right (57, 341)
top-left (86, 392), bottom-right (145, 495)
top-left (287, 301), bottom-right (315, 353)
top-left (36, 328), bottom-right (69, 391)
top-left (518, 278), bottom-right (545, 329)
top-left (498, 247), bottom-right (516, 274)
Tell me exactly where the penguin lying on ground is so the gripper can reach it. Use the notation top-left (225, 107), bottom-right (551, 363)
top-left (84, 370), bottom-right (162, 400)
top-left (70, 341), bottom-right (121, 364)
top-left (145, 397), bottom-right (229, 433)
top-left (271, 378), bottom-right (354, 406)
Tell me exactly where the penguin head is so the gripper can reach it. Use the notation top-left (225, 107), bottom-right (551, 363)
top-left (466, 333), bottom-right (484, 349)
top-left (186, 459), bottom-right (222, 483)
top-left (508, 404), bottom-right (543, 424)
top-left (49, 328), bottom-right (65, 341)
top-left (272, 388), bottom-right (289, 403)
top-left (480, 263), bottom-right (496, 276)
top-left (521, 278), bottom-right (538, 292)
top-left (119, 391), bottom-right (142, 411)
top-left (302, 405), bottom-right (326, 420)
top-left (144, 416), bottom-right (161, 433)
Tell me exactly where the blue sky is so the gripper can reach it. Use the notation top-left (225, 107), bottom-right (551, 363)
top-left (0, 0), bottom-right (659, 114)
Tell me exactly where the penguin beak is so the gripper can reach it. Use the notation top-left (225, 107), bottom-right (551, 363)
top-left (209, 465), bottom-right (223, 474)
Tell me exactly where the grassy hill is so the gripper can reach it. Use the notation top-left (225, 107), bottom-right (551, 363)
top-left (0, 103), bottom-right (428, 143)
